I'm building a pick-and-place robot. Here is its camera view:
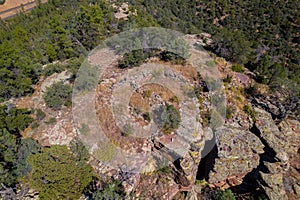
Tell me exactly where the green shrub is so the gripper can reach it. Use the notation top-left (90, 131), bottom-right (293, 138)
top-left (0, 0), bottom-right (5, 5)
top-left (43, 63), bottom-right (66, 77)
top-left (169, 96), bottom-right (179, 103)
top-left (223, 74), bottom-right (233, 83)
top-left (79, 123), bottom-right (90, 135)
top-left (226, 106), bottom-right (235, 119)
top-left (157, 165), bottom-right (172, 174)
top-left (153, 103), bottom-right (181, 134)
top-left (195, 179), bottom-right (209, 187)
top-left (159, 51), bottom-right (186, 65)
top-left (232, 64), bottom-right (245, 73)
top-left (205, 60), bottom-right (216, 67)
top-left (94, 143), bottom-right (116, 162)
top-left (122, 124), bottom-right (133, 136)
top-left (163, 104), bottom-right (181, 133)
top-left (216, 189), bottom-right (236, 200)
top-left (0, 128), bottom-right (18, 186)
top-left (91, 180), bottom-right (125, 200)
top-left (243, 105), bottom-right (256, 121)
top-left (67, 57), bottom-right (85, 78)
top-left (0, 106), bottom-right (35, 186)
top-left (31, 122), bottom-right (39, 129)
top-left (69, 138), bottom-right (90, 164)
top-left (210, 110), bottom-right (224, 131)
top-left (235, 95), bottom-right (243, 102)
top-left (36, 109), bottom-right (46, 121)
top-left (201, 113), bottom-right (210, 127)
top-left (27, 145), bottom-right (93, 200)
top-left (2, 106), bottom-right (33, 133)
top-left (118, 49), bottom-right (147, 68)
top-left (43, 82), bottom-right (72, 110)
top-left (245, 84), bottom-right (259, 97)
top-left (14, 138), bottom-right (41, 177)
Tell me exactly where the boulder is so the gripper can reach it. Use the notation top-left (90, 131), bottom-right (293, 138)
top-left (251, 96), bottom-right (286, 119)
top-left (254, 107), bottom-right (289, 163)
top-left (254, 108), bottom-right (300, 200)
top-left (260, 162), bottom-right (288, 200)
top-left (208, 126), bottom-right (264, 185)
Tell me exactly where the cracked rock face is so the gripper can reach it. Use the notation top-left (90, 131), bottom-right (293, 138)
top-left (254, 107), bottom-right (300, 200)
top-left (208, 126), bottom-right (264, 186)
top-left (254, 107), bottom-right (289, 163)
top-left (199, 107), bottom-right (299, 200)
top-left (179, 148), bottom-right (202, 184)
top-left (260, 162), bottom-right (288, 200)
top-left (252, 96), bottom-right (286, 119)
top-left (279, 119), bottom-right (300, 199)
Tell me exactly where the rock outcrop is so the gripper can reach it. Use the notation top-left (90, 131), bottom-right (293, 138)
top-left (252, 107), bottom-right (300, 200)
top-left (251, 96), bottom-right (287, 119)
top-left (207, 126), bottom-right (264, 188)
top-left (254, 107), bottom-right (289, 163)
top-left (278, 119), bottom-right (300, 200)
top-left (196, 106), bottom-right (299, 200)
top-left (260, 162), bottom-right (288, 200)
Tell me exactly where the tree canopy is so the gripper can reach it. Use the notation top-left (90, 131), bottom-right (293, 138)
top-left (43, 82), bottom-right (72, 110)
top-left (122, 0), bottom-right (300, 116)
top-left (0, 0), bottom-right (115, 101)
top-left (27, 145), bottom-right (93, 200)
top-left (0, 105), bottom-right (36, 187)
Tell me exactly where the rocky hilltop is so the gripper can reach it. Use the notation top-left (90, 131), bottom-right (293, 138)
top-left (12, 35), bottom-right (299, 200)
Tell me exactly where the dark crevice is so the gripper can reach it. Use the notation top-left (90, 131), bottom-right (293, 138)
top-left (195, 122), bottom-right (277, 198)
top-left (173, 159), bottom-right (190, 187)
top-left (250, 97), bottom-right (287, 122)
top-left (173, 158), bottom-right (183, 172)
top-left (196, 134), bottom-right (218, 181)
top-left (230, 123), bottom-right (278, 196)
top-left (249, 124), bottom-right (278, 163)
top-left (230, 166), bottom-right (270, 195)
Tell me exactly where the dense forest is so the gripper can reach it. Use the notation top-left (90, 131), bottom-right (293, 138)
top-left (0, 0), bottom-right (116, 101)
top-left (121, 0), bottom-right (300, 117)
top-left (0, 0), bottom-right (299, 199)
top-left (1, 0), bottom-right (299, 114)
top-left (0, 0), bottom-right (121, 198)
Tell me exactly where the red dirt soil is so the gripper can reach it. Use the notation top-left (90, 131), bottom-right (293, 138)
top-left (0, 0), bottom-right (47, 19)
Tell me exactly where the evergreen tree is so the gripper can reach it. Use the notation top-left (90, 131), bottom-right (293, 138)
top-left (27, 145), bottom-right (93, 200)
